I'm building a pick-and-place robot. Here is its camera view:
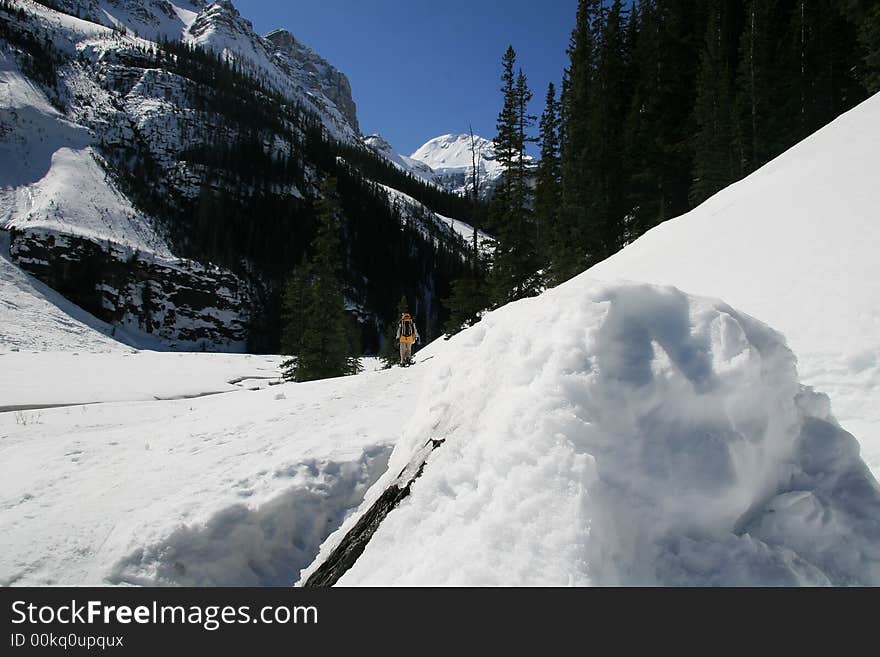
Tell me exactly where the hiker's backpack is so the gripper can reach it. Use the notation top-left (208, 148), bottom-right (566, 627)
top-left (401, 314), bottom-right (413, 338)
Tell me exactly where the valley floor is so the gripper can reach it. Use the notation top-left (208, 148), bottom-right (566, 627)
top-left (0, 351), bottom-right (419, 586)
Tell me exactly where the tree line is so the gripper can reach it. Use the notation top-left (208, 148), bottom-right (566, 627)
top-left (445, 0), bottom-right (880, 334)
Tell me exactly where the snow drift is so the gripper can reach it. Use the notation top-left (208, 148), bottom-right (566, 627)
top-left (302, 280), bottom-right (880, 586)
top-left (588, 92), bottom-right (880, 474)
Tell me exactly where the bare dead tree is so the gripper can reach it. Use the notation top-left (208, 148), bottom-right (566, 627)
top-left (469, 124), bottom-right (482, 260)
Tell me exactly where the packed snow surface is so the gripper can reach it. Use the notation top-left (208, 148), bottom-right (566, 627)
top-left (588, 92), bottom-right (880, 474)
top-left (0, 354), bottom-right (413, 586)
top-left (304, 280), bottom-right (880, 586)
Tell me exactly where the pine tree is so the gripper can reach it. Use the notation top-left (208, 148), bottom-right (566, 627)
top-left (690, 0), bottom-right (737, 205)
top-left (280, 177), bottom-right (360, 382)
top-left (535, 82), bottom-right (562, 281)
top-left (860, 4), bottom-right (880, 92)
top-left (735, 0), bottom-right (786, 173)
top-left (590, 0), bottom-right (631, 257)
top-left (557, 0), bottom-right (599, 283)
top-left (488, 47), bottom-right (541, 305)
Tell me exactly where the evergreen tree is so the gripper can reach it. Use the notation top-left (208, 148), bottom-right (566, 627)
top-left (488, 46), bottom-right (542, 305)
top-left (281, 178), bottom-right (360, 382)
top-left (442, 275), bottom-right (487, 336)
top-left (859, 4), bottom-right (880, 92)
top-left (557, 0), bottom-right (599, 283)
top-left (735, 0), bottom-right (786, 173)
top-left (691, 0), bottom-right (737, 205)
top-left (590, 0), bottom-right (631, 256)
top-left (535, 82), bottom-right (562, 280)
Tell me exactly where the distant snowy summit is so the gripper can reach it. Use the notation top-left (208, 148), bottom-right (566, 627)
top-left (363, 132), bottom-right (532, 199)
top-left (410, 133), bottom-right (506, 197)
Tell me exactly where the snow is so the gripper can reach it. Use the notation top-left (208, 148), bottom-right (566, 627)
top-left (2, 0), bottom-right (879, 590)
top-left (362, 134), bottom-right (436, 183)
top-left (435, 211), bottom-right (494, 256)
top-left (0, 355), bottom-right (421, 586)
top-left (303, 280), bottom-right (880, 586)
top-left (409, 132), bottom-right (526, 196)
top-left (587, 91), bottom-right (880, 476)
top-left (0, 351), bottom-right (282, 408)
top-left (0, 229), bottom-right (134, 352)
top-left (0, 51), bottom-right (174, 257)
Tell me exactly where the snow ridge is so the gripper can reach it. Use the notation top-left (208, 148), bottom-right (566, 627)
top-left (303, 280), bottom-right (880, 586)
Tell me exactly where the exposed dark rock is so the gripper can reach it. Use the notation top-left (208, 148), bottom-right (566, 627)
top-left (304, 438), bottom-right (445, 587)
top-left (10, 229), bottom-right (252, 349)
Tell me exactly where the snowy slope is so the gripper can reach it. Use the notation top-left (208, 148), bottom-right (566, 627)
top-left (588, 91), bottom-right (880, 474)
top-left (0, 357), bottom-right (420, 586)
top-left (362, 134), bottom-right (436, 183)
top-left (379, 183), bottom-right (491, 256)
top-left (46, 0), bottom-right (203, 41)
top-left (303, 280), bottom-right (880, 586)
top-left (0, 51), bottom-right (173, 256)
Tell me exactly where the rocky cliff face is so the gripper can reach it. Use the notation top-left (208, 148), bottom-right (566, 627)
top-left (9, 228), bottom-right (252, 349)
top-left (264, 29), bottom-right (359, 135)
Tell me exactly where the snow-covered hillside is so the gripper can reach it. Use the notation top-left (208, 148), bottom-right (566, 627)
top-left (33, 0), bottom-right (359, 139)
top-left (303, 280), bottom-right (880, 586)
top-left (362, 134), bottom-right (436, 183)
top-left (0, 51), bottom-right (173, 255)
top-left (0, 230), bottom-right (133, 352)
top-left (0, 40), bottom-right (253, 350)
top-left (44, 0), bottom-right (203, 42)
top-left (588, 91), bottom-right (880, 474)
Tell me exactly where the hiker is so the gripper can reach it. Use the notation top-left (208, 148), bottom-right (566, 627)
top-left (396, 312), bottom-right (420, 365)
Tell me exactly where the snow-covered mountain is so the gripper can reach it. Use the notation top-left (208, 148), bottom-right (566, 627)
top-left (43, 0), bottom-right (360, 140)
top-left (37, 0), bottom-right (204, 41)
top-left (4, 89), bottom-right (880, 587)
top-left (1, 0), bottom-right (475, 350)
top-left (410, 132), bottom-right (521, 198)
top-left (363, 131), bottom-right (527, 199)
top-left (362, 134), bottom-right (436, 183)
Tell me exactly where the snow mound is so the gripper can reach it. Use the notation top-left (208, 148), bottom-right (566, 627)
top-left (108, 447), bottom-right (391, 587)
top-left (588, 91), bottom-right (880, 475)
top-left (310, 280), bottom-right (880, 586)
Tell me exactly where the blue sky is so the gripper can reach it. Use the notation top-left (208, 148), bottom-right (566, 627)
top-left (233, 0), bottom-right (578, 156)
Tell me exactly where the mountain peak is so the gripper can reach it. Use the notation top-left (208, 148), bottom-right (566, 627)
top-left (264, 28), bottom-right (360, 134)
